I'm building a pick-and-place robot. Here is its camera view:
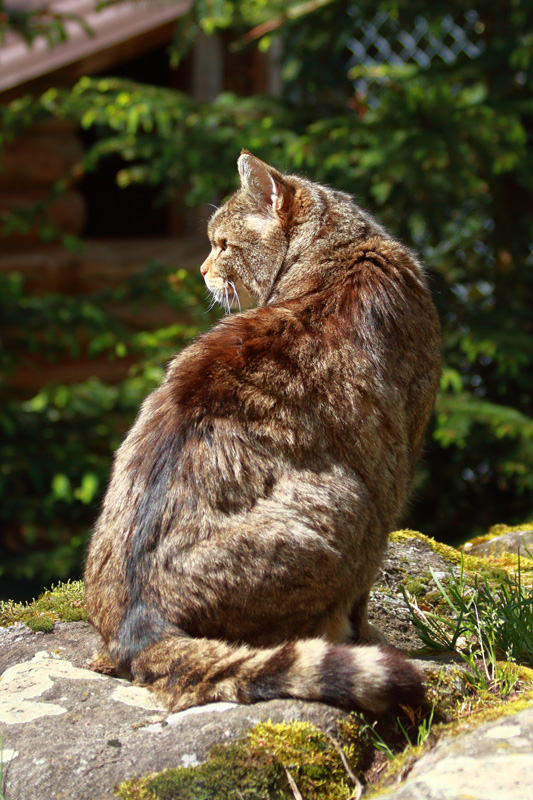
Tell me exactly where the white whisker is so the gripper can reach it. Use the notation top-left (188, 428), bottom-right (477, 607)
top-left (228, 281), bottom-right (241, 312)
top-left (203, 279), bottom-right (239, 316)
top-left (203, 289), bottom-right (218, 314)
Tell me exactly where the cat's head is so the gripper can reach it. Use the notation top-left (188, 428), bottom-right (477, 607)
top-left (200, 151), bottom-right (292, 310)
top-left (200, 151), bottom-right (380, 309)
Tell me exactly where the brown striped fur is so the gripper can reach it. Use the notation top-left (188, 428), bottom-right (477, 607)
top-left (84, 152), bottom-right (441, 713)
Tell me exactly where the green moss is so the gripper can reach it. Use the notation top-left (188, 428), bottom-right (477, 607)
top-left (390, 529), bottom-right (462, 562)
top-left (390, 528), bottom-right (533, 576)
top-left (116, 720), bottom-right (362, 800)
top-left (487, 521), bottom-right (533, 537)
top-left (403, 576), bottom-right (430, 598)
top-left (26, 614), bottom-right (55, 633)
top-left (249, 720), bottom-right (362, 799)
top-left (146, 742), bottom-right (285, 800)
top-left (0, 580), bottom-right (87, 628)
top-left (113, 775), bottom-right (157, 800)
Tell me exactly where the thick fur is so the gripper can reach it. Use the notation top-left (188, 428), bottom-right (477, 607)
top-left (84, 152), bottom-right (441, 713)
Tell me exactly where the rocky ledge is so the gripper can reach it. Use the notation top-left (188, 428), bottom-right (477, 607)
top-left (1, 524), bottom-right (532, 800)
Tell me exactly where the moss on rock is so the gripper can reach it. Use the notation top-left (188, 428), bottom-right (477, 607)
top-left (115, 720), bottom-right (364, 800)
top-left (0, 580), bottom-right (87, 629)
top-left (461, 521), bottom-right (533, 561)
top-left (26, 614), bottom-right (56, 633)
top-left (472, 521), bottom-right (533, 544)
top-left (391, 528), bottom-right (533, 577)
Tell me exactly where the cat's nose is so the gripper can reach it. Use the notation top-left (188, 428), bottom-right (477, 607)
top-left (200, 262), bottom-right (209, 276)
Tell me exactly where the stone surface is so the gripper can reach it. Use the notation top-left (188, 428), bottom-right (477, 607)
top-left (0, 534), bottom-right (528, 800)
top-left (0, 623), bottom-right (348, 800)
top-left (377, 705), bottom-right (533, 800)
top-left (465, 529), bottom-right (533, 558)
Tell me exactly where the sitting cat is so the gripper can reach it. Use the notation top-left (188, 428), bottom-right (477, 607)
top-left (84, 151), bottom-right (441, 713)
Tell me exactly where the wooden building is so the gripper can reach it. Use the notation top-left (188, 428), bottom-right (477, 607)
top-left (0, 0), bottom-right (276, 390)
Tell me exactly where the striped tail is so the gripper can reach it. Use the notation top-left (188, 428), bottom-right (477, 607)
top-left (126, 634), bottom-right (424, 713)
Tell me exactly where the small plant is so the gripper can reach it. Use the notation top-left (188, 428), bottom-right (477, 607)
top-left (398, 702), bottom-right (437, 749)
top-left (401, 553), bottom-right (533, 695)
top-left (349, 696), bottom-right (437, 769)
top-left (413, 707), bottom-right (435, 747)
top-left (0, 580), bottom-right (87, 628)
top-left (360, 720), bottom-right (396, 761)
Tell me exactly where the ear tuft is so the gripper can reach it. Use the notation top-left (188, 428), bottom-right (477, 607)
top-left (237, 152), bottom-right (284, 214)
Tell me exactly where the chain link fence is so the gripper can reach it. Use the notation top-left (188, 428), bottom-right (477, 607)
top-left (347, 10), bottom-right (486, 106)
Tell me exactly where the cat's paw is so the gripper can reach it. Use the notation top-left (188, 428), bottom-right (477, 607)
top-left (356, 622), bottom-right (389, 646)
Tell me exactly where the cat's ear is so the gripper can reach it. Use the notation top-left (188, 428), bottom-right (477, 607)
top-left (238, 151), bottom-right (286, 214)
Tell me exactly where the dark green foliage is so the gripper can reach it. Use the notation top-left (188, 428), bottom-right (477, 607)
top-left (0, 263), bottom-right (210, 587)
top-left (1, 0), bottom-right (532, 587)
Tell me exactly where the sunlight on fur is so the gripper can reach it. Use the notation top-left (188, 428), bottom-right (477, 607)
top-left (84, 150), bottom-right (441, 715)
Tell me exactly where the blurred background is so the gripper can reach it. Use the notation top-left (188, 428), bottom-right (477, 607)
top-left (1, 0), bottom-right (532, 600)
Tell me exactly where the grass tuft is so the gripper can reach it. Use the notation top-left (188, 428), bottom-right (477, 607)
top-left (401, 553), bottom-right (533, 697)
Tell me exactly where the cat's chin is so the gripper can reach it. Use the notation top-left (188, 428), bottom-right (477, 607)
top-left (205, 279), bottom-right (241, 315)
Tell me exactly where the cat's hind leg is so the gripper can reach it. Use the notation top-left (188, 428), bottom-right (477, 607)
top-left (349, 591), bottom-right (389, 645)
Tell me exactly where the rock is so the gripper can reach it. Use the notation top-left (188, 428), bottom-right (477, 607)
top-left (464, 529), bottom-right (533, 558)
top-left (0, 622), bottom-right (348, 800)
top-left (375, 705), bottom-right (533, 800)
top-left (370, 531), bottom-right (461, 653)
top-left (1, 531), bottom-right (531, 800)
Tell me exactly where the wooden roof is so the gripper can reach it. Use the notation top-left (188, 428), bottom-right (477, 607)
top-left (0, 0), bottom-right (190, 95)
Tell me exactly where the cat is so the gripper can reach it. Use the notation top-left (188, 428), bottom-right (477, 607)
top-left (84, 151), bottom-right (441, 714)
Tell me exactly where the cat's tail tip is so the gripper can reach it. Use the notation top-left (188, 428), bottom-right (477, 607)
top-left (318, 643), bottom-right (425, 713)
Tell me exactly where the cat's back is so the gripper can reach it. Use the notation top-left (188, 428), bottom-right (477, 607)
top-left (170, 228), bottom-right (439, 418)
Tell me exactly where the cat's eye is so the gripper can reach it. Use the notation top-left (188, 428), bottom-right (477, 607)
top-left (218, 239), bottom-right (228, 251)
